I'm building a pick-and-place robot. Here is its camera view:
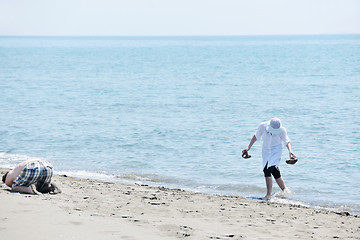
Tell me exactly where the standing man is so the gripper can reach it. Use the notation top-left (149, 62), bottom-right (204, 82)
top-left (242, 118), bottom-right (296, 200)
top-left (2, 158), bottom-right (60, 194)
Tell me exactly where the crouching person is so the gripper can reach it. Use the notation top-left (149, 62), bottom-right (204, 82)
top-left (2, 158), bottom-right (61, 194)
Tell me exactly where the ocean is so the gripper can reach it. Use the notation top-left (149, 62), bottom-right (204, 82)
top-left (0, 35), bottom-right (359, 215)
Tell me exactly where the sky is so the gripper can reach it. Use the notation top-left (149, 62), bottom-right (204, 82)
top-left (0, 0), bottom-right (359, 36)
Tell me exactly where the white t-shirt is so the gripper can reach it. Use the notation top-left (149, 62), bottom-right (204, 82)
top-left (255, 121), bottom-right (291, 169)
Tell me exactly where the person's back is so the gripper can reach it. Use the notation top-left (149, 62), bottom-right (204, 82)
top-left (3, 158), bottom-right (41, 187)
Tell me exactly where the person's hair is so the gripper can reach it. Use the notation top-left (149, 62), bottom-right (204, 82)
top-left (2, 172), bottom-right (9, 183)
top-left (36, 182), bottom-right (52, 193)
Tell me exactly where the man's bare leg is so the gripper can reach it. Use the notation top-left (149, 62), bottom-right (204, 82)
top-left (263, 177), bottom-right (273, 200)
top-left (275, 177), bottom-right (286, 191)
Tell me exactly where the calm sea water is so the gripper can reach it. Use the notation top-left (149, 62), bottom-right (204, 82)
top-left (0, 35), bottom-right (359, 214)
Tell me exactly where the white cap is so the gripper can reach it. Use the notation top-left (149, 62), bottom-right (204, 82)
top-left (266, 117), bottom-right (282, 135)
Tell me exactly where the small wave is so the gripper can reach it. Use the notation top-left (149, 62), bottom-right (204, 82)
top-left (55, 170), bottom-right (119, 182)
top-left (270, 193), bottom-right (310, 208)
top-left (269, 189), bottom-right (359, 216)
top-left (313, 202), bottom-right (360, 216)
top-left (0, 152), bottom-right (38, 168)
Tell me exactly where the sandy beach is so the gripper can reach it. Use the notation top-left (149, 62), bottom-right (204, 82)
top-left (1, 168), bottom-right (359, 240)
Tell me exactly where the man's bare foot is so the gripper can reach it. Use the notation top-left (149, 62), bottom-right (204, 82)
top-left (261, 195), bottom-right (271, 200)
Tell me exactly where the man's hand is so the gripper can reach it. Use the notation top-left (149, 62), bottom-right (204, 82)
top-left (242, 148), bottom-right (249, 154)
top-left (242, 148), bottom-right (251, 159)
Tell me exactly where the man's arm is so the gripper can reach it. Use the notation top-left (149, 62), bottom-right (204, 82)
top-left (12, 185), bottom-right (37, 194)
top-left (286, 142), bottom-right (296, 159)
top-left (243, 135), bottom-right (257, 153)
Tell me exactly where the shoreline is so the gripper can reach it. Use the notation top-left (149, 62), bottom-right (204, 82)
top-left (1, 168), bottom-right (359, 239)
top-left (56, 169), bottom-right (360, 216)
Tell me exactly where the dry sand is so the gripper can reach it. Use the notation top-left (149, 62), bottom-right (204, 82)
top-left (1, 168), bottom-right (359, 240)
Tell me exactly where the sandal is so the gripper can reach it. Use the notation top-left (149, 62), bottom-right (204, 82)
top-left (242, 151), bottom-right (251, 159)
top-left (286, 158), bottom-right (298, 165)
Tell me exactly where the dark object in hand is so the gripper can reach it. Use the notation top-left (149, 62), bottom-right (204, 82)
top-left (286, 158), bottom-right (298, 164)
top-left (242, 151), bottom-right (251, 159)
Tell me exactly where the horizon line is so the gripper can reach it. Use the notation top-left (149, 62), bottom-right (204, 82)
top-left (1, 33), bottom-right (359, 38)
